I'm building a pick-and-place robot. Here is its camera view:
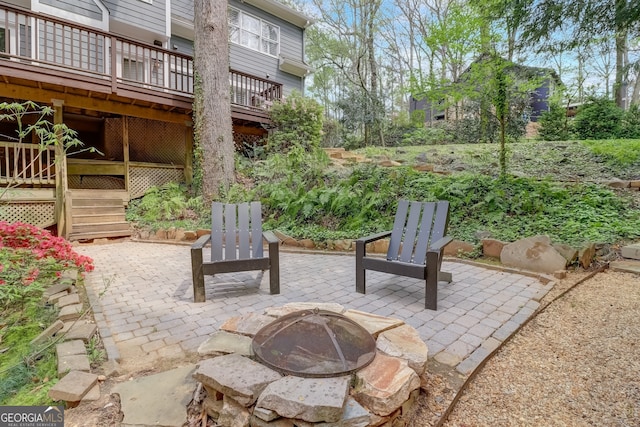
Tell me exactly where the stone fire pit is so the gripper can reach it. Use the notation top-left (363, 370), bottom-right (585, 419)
top-left (192, 302), bottom-right (429, 426)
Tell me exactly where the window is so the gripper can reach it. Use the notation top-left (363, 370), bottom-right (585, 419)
top-left (123, 58), bottom-right (144, 82)
top-left (228, 7), bottom-right (279, 57)
top-left (0, 28), bottom-right (5, 53)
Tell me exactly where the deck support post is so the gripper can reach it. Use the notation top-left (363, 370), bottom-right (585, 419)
top-left (52, 99), bottom-right (69, 239)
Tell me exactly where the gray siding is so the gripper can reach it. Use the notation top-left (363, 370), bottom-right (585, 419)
top-left (172, 0), bottom-right (193, 21)
top-left (170, 35), bottom-right (193, 56)
top-left (103, 0), bottom-right (166, 36)
top-left (228, 0), bottom-right (304, 94)
top-left (41, 0), bottom-right (103, 21)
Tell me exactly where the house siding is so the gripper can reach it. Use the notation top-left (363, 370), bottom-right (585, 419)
top-left (41, 0), bottom-right (103, 21)
top-left (172, 0), bottom-right (193, 21)
top-left (170, 35), bottom-right (193, 56)
top-left (103, 0), bottom-right (166, 36)
top-left (228, 0), bottom-right (304, 94)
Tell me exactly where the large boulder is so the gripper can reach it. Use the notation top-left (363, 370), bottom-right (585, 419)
top-left (500, 235), bottom-right (567, 274)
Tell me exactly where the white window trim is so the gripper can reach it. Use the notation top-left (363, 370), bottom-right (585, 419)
top-left (31, 0), bottom-right (109, 31)
top-left (228, 6), bottom-right (280, 58)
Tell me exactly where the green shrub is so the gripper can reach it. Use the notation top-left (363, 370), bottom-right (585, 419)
top-left (401, 126), bottom-right (452, 145)
top-left (573, 97), bottom-right (623, 139)
top-left (126, 182), bottom-right (206, 228)
top-left (267, 91), bottom-right (324, 153)
top-left (620, 104), bottom-right (640, 138)
top-left (538, 102), bottom-right (571, 141)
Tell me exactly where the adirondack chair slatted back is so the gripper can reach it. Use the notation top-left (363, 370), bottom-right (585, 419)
top-left (387, 200), bottom-right (450, 264)
top-left (211, 202), bottom-right (264, 262)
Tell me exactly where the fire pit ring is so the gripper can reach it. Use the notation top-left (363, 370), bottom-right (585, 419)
top-left (252, 308), bottom-right (377, 378)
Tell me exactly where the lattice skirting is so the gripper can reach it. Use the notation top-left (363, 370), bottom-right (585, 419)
top-left (68, 175), bottom-right (125, 190)
top-left (129, 166), bottom-right (184, 199)
top-left (0, 201), bottom-right (55, 227)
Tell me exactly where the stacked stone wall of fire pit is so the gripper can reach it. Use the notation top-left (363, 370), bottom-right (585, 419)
top-left (193, 302), bottom-right (429, 426)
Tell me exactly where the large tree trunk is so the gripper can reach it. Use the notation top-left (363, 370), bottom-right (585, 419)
top-left (194, 0), bottom-right (234, 203)
top-left (614, 32), bottom-right (627, 108)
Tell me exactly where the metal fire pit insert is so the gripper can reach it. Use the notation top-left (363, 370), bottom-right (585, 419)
top-left (252, 309), bottom-right (377, 378)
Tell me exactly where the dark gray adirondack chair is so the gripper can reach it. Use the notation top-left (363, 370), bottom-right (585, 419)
top-left (191, 201), bottom-right (280, 302)
top-left (355, 200), bottom-right (452, 310)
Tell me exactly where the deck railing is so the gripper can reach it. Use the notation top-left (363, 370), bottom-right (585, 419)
top-left (0, 3), bottom-right (282, 109)
top-left (0, 141), bottom-right (56, 186)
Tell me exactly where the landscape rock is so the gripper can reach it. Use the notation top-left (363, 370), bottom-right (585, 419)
top-left (604, 179), bottom-right (630, 188)
top-left (62, 322), bottom-right (98, 342)
top-left (217, 395), bottom-right (251, 427)
top-left (376, 324), bottom-right (429, 376)
top-left (193, 354), bottom-right (282, 407)
top-left (31, 320), bottom-right (64, 346)
top-left (443, 240), bottom-right (475, 257)
top-left (220, 313), bottom-right (275, 337)
top-left (256, 376), bottom-right (350, 423)
top-left (56, 340), bottom-right (86, 358)
top-left (344, 310), bottom-right (404, 338)
top-left (500, 235), bottom-right (567, 274)
top-left (578, 243), bottom-right (596, 268)
top-left (48, 371), bottom-right (98, 402)
top-left (58, 354), bottom-right (91, 377)
top-left (553, 243), bottom-right (579, 264)
top-left (58, 303), bottom-right (84, 321)
top-left (44, 281), bottom-right (73, 298)
top-left (197, 330), bottom-right (253, 357)
top-left (482, 238), bottom-right (508, 258)
top-left (621, 243), bottom-right (640, 260)
top-left (352, 353), bottom-right (420, 417)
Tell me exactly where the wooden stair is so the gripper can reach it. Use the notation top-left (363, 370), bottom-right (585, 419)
top-left (69, 191), bottom-right (132, 241)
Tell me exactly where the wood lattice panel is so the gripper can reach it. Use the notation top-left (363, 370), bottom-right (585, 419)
top-left (0, 202), bottom-right (55, 227)
top-left (68, 175), bottom-right (125, 190)
top-left (128, 118), bottom-right (186, 164)
top-left (129, 166), bottom-right (184, 199)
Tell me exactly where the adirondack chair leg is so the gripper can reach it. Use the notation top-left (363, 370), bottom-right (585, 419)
top-left (355, 240), bottom-right (366, 294)
top-left (425, 252), bottom-right (439, 310)
top-left (191, 247), bottom-right (206, 303)
top-left (268, 240), bottom-right (280, 294)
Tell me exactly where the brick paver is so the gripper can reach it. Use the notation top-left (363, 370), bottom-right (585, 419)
top-left (77, 241), bottom-right (552, 376)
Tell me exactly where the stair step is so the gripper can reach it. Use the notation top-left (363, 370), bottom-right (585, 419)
top-left (72, 206), bottom-right (123, 215)
top-left (72, 222), bottom-right (131, 234)
top-left (72, 213), bottom-right (126, 224)
top-left (69, 229), bottom-right (133, 241)
top-left (72, 198), bottom-right (123, 208)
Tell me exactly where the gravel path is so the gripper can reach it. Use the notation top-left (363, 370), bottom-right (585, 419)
top-left (438, 270), bottom-right (640, 426)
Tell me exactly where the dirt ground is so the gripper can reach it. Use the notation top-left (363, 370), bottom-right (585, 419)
top-left (64, 267), bottom-right (640, 427)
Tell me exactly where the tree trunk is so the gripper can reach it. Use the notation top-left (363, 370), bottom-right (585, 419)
top-left (614, 0), bottom-right (627, 109)
top-left (614, 32), bottom-right (626, 108)
top-left (194, 0), bottom-right (235, 203)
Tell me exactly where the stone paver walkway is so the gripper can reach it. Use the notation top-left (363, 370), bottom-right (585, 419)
top-left (77, 241), bottom-right (552, 376)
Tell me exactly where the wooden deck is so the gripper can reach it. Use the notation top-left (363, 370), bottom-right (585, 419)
top-left (0, 3), bottom-right (282, 124)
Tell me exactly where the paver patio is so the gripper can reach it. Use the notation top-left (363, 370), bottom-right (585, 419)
top-left (77, 240), bottom-right (552, 376)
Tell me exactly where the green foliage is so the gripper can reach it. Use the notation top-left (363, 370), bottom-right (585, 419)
top-left (268, 92), bottom-right (324, 153)
top-left (246, 154), bottom-right (640, 247)
top-left (538, 102), bottom-right (571, 141)
top-left (0, 101), bottom-right (97, 200)
top-left (573, 98), bottom-right (624, 140)
top-left (126, 182), bottom-right (207, 229)
top-left (620, 104), bottom-right (640, 138)
top-left (401, 126), bottom-right (452, 146)
top-left (582, 139), bottom-right (640, 166)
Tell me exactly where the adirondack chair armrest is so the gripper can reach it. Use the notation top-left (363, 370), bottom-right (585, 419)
top-left (192, 234), bottom-right (212, 251)
top-left (262, 230), bottom-right (278, 245)
top-left (356, 230), bottom-right (393, 245)
top-left (428, 236), bottom-right (453, 253)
